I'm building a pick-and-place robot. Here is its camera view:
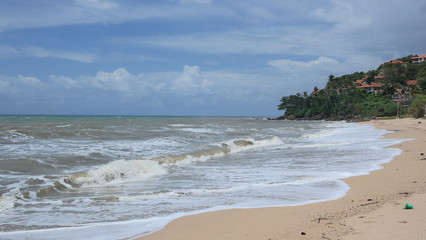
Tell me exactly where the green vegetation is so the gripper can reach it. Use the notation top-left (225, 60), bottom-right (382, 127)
top-left (277, 55), bottom-right (426, 120)
top-left (408, 94), bottom-right (426, 118)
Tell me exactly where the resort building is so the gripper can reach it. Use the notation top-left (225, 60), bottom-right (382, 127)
top-left (411, 55), bottom-right (426, 64)
top-left (356, 82), bottom-right (384, 94)
top-left (374, 75), bottom-right (385, 80)
top-left (406, 80), bottom-right (418, 86)
top-left (380, 59), bottom-right (407, 67)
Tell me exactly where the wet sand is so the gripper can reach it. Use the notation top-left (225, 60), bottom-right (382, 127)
top-left (136, 118), bottom-right (426, 240)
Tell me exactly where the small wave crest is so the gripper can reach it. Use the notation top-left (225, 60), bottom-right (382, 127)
top-left (70, 160), bottom-right (166, 186)
top-left (1, 130), bottom-right (34, 143)
top-left (153, 137), bottom-right (283, 165)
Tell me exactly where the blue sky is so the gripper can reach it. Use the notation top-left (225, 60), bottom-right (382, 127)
top-left (0, 0), bottom-right (425, 116)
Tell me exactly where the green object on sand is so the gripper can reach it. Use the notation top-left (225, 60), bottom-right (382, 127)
top-left (405, 203), bottom-right (413, 209)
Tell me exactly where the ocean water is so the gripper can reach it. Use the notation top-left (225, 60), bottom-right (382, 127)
top-left (0, 116), bottom-right (403, 240)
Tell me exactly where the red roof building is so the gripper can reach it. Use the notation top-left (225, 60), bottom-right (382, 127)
top-left (356, 83), bottom-right (384, 93)
top-left (411, 55), bottom-right (426, 64)
top-left (354, 79), bottom-right (364, 84)
top-left (381, 60), bottom-right (407, 67)
top-left (406, 80), bottom-right (418, 85)
top-left (310, 90), bottom-right (320, 95)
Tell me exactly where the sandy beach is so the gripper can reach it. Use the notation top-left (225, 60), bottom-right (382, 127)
top-left (136, 118), bottom-right (426, 240)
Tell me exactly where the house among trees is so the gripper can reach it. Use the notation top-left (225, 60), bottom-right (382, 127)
top-left (374, 75), bottom-right (385, 80)
top-left (406, 80), bottom-right (418, 86)
top-left (356, 82), bottom-right (384, 93)
top-left (380, 59), bottom-right (407, 67)
top-left (411, 55), bottom-right (426, 64)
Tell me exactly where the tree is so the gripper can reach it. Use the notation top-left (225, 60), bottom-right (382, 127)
top-left (418, 78), bottom-right (426, 91)
top-left (408, 94), bottom-right (426, 118)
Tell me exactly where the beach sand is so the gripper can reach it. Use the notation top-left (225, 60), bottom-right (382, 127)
top-left (136, 118), bottom-right (426, 240)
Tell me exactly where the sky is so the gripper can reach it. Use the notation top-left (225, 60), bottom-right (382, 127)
top-left (0, 0), bottom-right (425, 116)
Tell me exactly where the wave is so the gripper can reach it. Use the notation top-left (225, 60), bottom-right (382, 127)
top-left (153, 136), bottom-right (283, 164)
top-left (0, 130), bottom-right (35, 143)
top-left (279, 142), bottom-right (350, 150)
top-left (69, 137), bottom-right (280, 186)
top-left (302, 129), bottom-right (336, 139)
top-left (2, 136), bottom-right (283, 208)
top-left (70, 160), bottom-right (166, 186)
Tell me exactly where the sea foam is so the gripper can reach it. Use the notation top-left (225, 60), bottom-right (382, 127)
top-left (71, 160), bottom-right (166, 186)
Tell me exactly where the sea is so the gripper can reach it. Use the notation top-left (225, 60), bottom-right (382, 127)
top-left (0, 116), bottom-right (403, 240)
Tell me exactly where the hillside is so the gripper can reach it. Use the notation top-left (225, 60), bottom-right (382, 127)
top-left (276, 55), bottom-right (426, 120)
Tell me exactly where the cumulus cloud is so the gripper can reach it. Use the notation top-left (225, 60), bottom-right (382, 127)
top-left (17, 75), bottom-right (43, 87)
top-left (51, 68), bottom-right (149, 95)
top-left (48, 66), bottom-right (213, 98)
top-left (0, 75), bottom-right (45, 98)
top-left (49, 75), bottom-right (81, 89)
top-left (172, 65), bottom-right (212, 96)
top-left (88, 68), bottom-right (135, 92)
top-left (0, 79), bottom-right (15, 94)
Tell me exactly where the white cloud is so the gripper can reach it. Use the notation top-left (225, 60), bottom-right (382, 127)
top-left (0, 0), bottom-right (224, 32)
top-left (179, 0), bottom-right (213, 4)
top-left (172, 65), bottom-right (212, 96)
top-left (268, 56), bottom-right (339, 72)
top-left (74, 0), bottom-right (119, 10)
top-left (310, 0), bottom-right (372, 32)
top-left (48, 68), bottom-right (148, 94)
top-left (0, 75), bottom-right (44, 97)
top-left (0, 45), bottom-right (97, 63)
top-left (89, 68), bottom-right (135, 92)
top-left (0, 79), bottom-right (15, 94)
top-left (17, 75), bottom-right (43, 87)
top-left (50, 75), bottom-right (81, 88)
top-left (23, 46), bottom-right (97, 63)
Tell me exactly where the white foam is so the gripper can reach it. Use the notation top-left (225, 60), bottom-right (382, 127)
top-left (222, 136), bottom-right (283, 152)
top-left (303, 129), bottom-right (336, 139)
top-left (56, 125), bottom-right (72, 128)
top-left (0, 195), bottom-right (15, 210)
top-left (1, 129), bottom-right (34, 143)
top-left (170, 136), bottom-right (284, 165)
top-left (289, 142), bottom-right (350, 149)
top-left (72, 160), bottom-right (167, 186)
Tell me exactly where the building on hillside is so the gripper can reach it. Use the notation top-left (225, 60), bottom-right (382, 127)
top-left (310, 90), bottom-right (320, 96)
top-left (356, 83), bottom-right (383, 94)
top-left (411, 55), bottom-right (426, 64)
top-left (354, 79), bottom-right (364, 85)
top-left (392, 87), bottom-right (412, 103)
top-left (380, 59), bottom-right (407, 67)
top-left (374, 75), bottom-right (385, 80)
top-left (406, 80), bottom-right (418, 86)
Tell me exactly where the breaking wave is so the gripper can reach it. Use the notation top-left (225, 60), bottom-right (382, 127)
top-left (70, 160), bottom-right (166, 186)
top-left (4, 137), bottom-right (284, 203)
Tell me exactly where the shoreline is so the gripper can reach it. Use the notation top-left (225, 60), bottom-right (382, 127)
top-left (136, 118), bottom-right (426, 240)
